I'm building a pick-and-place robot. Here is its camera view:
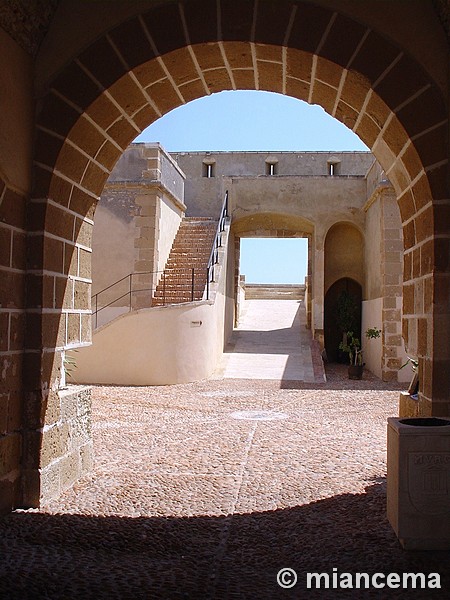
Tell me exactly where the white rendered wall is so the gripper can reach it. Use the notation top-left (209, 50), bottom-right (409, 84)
top-left (157, 194), bottom-right (183, 275)
top-left (71, 224), bottom-right (231, 385)
top-left (394, 295), bottom-right (412, 384)
top-left (362, 298), bottom-right (383, 378)
top-left (71, 300), bottom-right (224, 385)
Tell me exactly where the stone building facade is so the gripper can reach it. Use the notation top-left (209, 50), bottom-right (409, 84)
top-left (90, 142), bottom-right (409, 384)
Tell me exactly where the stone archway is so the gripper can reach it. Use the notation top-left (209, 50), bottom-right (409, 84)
top-left (24, 0), bottom-right (449, 507)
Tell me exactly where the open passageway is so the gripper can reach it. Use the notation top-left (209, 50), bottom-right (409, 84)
top-left (218, 299), bottom-right (325, 383)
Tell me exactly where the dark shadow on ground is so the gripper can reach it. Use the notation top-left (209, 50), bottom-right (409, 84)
top-left (1, 481), bottom-right (449, 599)
top-left (224, 328), bottom-right (302, 354)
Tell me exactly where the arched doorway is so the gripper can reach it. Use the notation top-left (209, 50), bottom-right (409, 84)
top-left (324, 278), bottom-right (362, 363)
top-left (23, 0), bottom-right (449, 507)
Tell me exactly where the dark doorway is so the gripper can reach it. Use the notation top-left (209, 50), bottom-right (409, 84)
top-left (324, 278), bottom-right (362, 362)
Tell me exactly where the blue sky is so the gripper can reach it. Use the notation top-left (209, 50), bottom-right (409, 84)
top-left (135, 90), bottom-right (368, 283)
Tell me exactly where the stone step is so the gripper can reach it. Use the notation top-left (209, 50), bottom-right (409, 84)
top-left (154, 283), bottom-right (206, 291)
top-left (183, 217), bottom-right (217, 222)
top-left (166, 257), bottom-right (211, 264)
top-left (152, 215), bottom-right (217, 306)
top-left (174, 237), bottom-right (216, 244)
top-left (159, 270), bottom-right (207, 276)
top-left (171, 246), bottom-right (213, 253)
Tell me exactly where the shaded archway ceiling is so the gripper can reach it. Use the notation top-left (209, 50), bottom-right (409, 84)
top-left (0, 0), bottom-right (448, 57)
top-left (433, 0), bottom-right (450, 41)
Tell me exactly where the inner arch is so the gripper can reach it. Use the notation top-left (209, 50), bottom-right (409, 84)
top-left (36, 38), bottom-right (440, 209)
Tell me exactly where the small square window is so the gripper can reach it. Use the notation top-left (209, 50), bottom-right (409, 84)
top-left (327, 160), bottom-right (340, 176)
top-left (265, 159), bottom-right (278, 175)
top-left (203, 161), bottom-right (215, 177)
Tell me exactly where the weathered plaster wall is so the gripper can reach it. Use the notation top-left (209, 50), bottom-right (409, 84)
top-left (362, 298), bottom-right (383, 378)
top-left (158, 194), bottom-right (184, 274)
top-left (225, 231), bottom-right (237, 337)
top-left (73, 302), bottom-right (221, 384)
top-left (91, 145), bottom-right (185, 326)
top-left (91, 199), bottom-right (135, 297)
top-left (365, 197), bottom-right (383, 300)
top-left (227, 176), bottom-right (368, 233)
top-left (173, 151), bottom-right (374, 218)
top-left (0, 28), bottom-right (32, 192)
top-left (324, 223), bottom-right (364, 295)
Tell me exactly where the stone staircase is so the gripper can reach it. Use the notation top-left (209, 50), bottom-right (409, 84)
top-left (152, 217), bottom-right (218, 306)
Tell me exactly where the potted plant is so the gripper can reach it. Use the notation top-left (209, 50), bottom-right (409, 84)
top-left (339, 327), bottom-right (381, 379)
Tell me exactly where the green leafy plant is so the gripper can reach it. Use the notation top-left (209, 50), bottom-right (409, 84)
top-left (366, 327), bottom-right (382, 340)
top-left (339, 327), bottom-right (381, 366)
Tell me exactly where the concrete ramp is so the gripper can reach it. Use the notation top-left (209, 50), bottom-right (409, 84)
top-left (218, 299), bottom-right (325, 383)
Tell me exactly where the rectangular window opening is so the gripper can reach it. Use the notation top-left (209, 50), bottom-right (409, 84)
top-left (203, 162), bottom-right (215, 178)
top-left (266, 162), bottom-right (278, 176)
top-left (327, 161), bottom-right (340, 176)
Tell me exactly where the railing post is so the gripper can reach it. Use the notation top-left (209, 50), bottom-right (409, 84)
top-left (191, 268), bottom-right (195, 301)
top-left (129, 273), bottom-right (132, 313)
top-left (204, 190), bottom-right (229, 297)
top-left (163, 270), bottom-right (166, 305)
top-left (95, 294), bottom-right (98, 329)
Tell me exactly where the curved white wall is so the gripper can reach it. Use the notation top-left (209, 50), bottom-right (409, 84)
top-left (71, 301), bottom-right (222, 385)
top-left (71, 223), bottom-right (231, 385)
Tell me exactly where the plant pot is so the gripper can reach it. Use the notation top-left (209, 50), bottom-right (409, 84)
top-left (348, 364), bottom-right (364, 380)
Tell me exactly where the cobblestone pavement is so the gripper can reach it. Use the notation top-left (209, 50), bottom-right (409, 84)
top-left (1, 367), bottom-right (449, 599)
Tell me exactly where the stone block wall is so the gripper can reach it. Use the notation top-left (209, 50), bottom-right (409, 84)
top-left (27, 386), bottom-right (93, 505)
top-left (380, 190), bottom-right (408, 382)
top-left (363, 180), bottom-right (409, 382)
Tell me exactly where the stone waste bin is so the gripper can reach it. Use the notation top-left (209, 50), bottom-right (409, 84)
top-left (387, 417), bottom-right (450, 550)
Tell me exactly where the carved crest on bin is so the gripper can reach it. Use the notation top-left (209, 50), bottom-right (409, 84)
top-left (408, 453), bottom-right (450, 515)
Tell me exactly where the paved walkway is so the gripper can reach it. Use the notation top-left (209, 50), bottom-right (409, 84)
top-left (1, 372), bottom-right (449, 599)
top-left (218, 299), bottom-right (323, 383)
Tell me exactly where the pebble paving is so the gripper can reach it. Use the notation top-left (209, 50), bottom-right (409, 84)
top-left (1, 366), bottom-right (449, 599)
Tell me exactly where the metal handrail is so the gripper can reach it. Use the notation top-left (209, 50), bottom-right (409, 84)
top-left (92, 268), bottom-right (204, 328)
top-left (92, 192), bottom-right (230, 328)
top-left (206, 190), bottom-right (229, 292)
top-left (92, 271), bottom-right (154, 298)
